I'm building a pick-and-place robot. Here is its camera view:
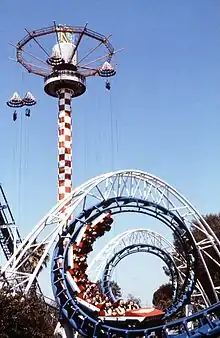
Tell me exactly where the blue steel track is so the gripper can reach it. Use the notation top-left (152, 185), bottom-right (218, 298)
top-left (51, 197), bottom-right (220, 337)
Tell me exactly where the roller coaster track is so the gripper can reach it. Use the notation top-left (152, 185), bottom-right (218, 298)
top-left (0, 184), bottom-right (22, 260)
top-left (0, 184), bottom-right (55, 306)
top-left (3, 169), bottom-right (220, 337)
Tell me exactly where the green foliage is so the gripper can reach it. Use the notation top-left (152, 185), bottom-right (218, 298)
top-left (152, 283), bottom-right (172, 310)
top-left (0, 288), bottom-right (58, 337)
top-left (152, 283), bottom-right (185, 319)
top-left (23, 241), bottom-right (50, 276)
top-left (110, 280), bottom-right (122, 298)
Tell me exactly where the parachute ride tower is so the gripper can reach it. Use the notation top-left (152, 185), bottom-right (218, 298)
top-left (14, 23), bottom-right (117, 205)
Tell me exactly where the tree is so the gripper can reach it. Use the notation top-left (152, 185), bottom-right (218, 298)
top-left (0, 288), bottom-right (58, 337)
top-left (152, 283), bottom-right (172, 310)
top-left (152, 283), bottom-right (186, 319)
top-left (110, 280), bottom-right (122, 298)
top-left (24, 240), bottom-right (50, 276)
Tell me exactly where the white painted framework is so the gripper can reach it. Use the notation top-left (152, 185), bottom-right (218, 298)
top-left (0, 169), bottom-right (220, 307)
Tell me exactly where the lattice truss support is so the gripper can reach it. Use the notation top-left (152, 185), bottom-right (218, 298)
top-left (0, 184), bottom-right (22, 261)
top-left (1, 169), bottom-right (220, 304)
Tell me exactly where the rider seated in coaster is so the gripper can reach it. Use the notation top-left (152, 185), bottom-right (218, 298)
top-left (73, 262), bottom-right (80, 269)
top-left (78, 278), bottom-right (87, 292)
top-left (88, 229), bottom-right (98, 238)
top-left (84, 282), bottom-right (95, 298)
top-left (95, 294), bottom-right (102, 303)
top-left (99, 218), bottom-right (112, 234)
top-left (104, 302), bottom-right (113, 316)
top-left (111, 305), bottom-right (119, 317)
top-left (104, 214), bottom-right (113, 224)
top-left (82, 290), bottom-right (90, 300)
top-left (97, 228), bottom-right (105, 237)
top-left (126, 300), bottom-right (140, 310)
top-left (80, 240), bottom-right (93, 254)
top-left (81, 231), bottom-right (95, 247)
top-left (73, 245), bottom-right (81, 253)
top-left (94, 220), bottom-right (109, 236)
top-left (104, 224), bottom-right (111, 232)
top-left (78, 255), bottom-right (87, 265)
top-left (93, 294), bottom-right (105, 309)
top-left (115, 299), bottom-right (126, 316)
top-left (79, 260), bottom-right (88, 272)
top-left (89, 283), bottom-right (97, 291)
top-left (103, 296), bottom-right (110, 302)
top-left (86, 296), bottom-right (93, 304)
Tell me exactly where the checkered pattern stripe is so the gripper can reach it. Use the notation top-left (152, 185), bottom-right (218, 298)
top-left (57, 88), bottom-right (73, 203)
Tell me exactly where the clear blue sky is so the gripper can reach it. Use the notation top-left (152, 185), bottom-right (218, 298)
top-left (1, 0), bottom-right (220, 304)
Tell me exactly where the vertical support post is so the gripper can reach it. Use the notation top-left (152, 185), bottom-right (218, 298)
top-left (54, 322), bottom-right (76, 337)
top-left (185, 303), bottom-right (194, 330)
top-left (56, 88), bottom-right (74, 336)
top-left (57, 88), bottom-right (73, 204)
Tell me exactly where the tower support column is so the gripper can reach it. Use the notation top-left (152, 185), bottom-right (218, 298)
top-left (57, 88), bottom-right (73, 203)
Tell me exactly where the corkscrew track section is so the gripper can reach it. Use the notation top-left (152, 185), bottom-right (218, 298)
top-left (51, 170), bottom-right (220, 337)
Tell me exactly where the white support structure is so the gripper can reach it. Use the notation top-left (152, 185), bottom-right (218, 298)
top-left (0, 169), bottom-right (220, 307)
top-left (0, 184), bottom-right (22, 261)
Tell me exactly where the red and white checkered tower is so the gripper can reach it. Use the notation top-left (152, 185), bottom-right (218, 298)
top-left (15, 24), bottom-right (117, 206)
top-left (44, 33), bottom-right (86, 203)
